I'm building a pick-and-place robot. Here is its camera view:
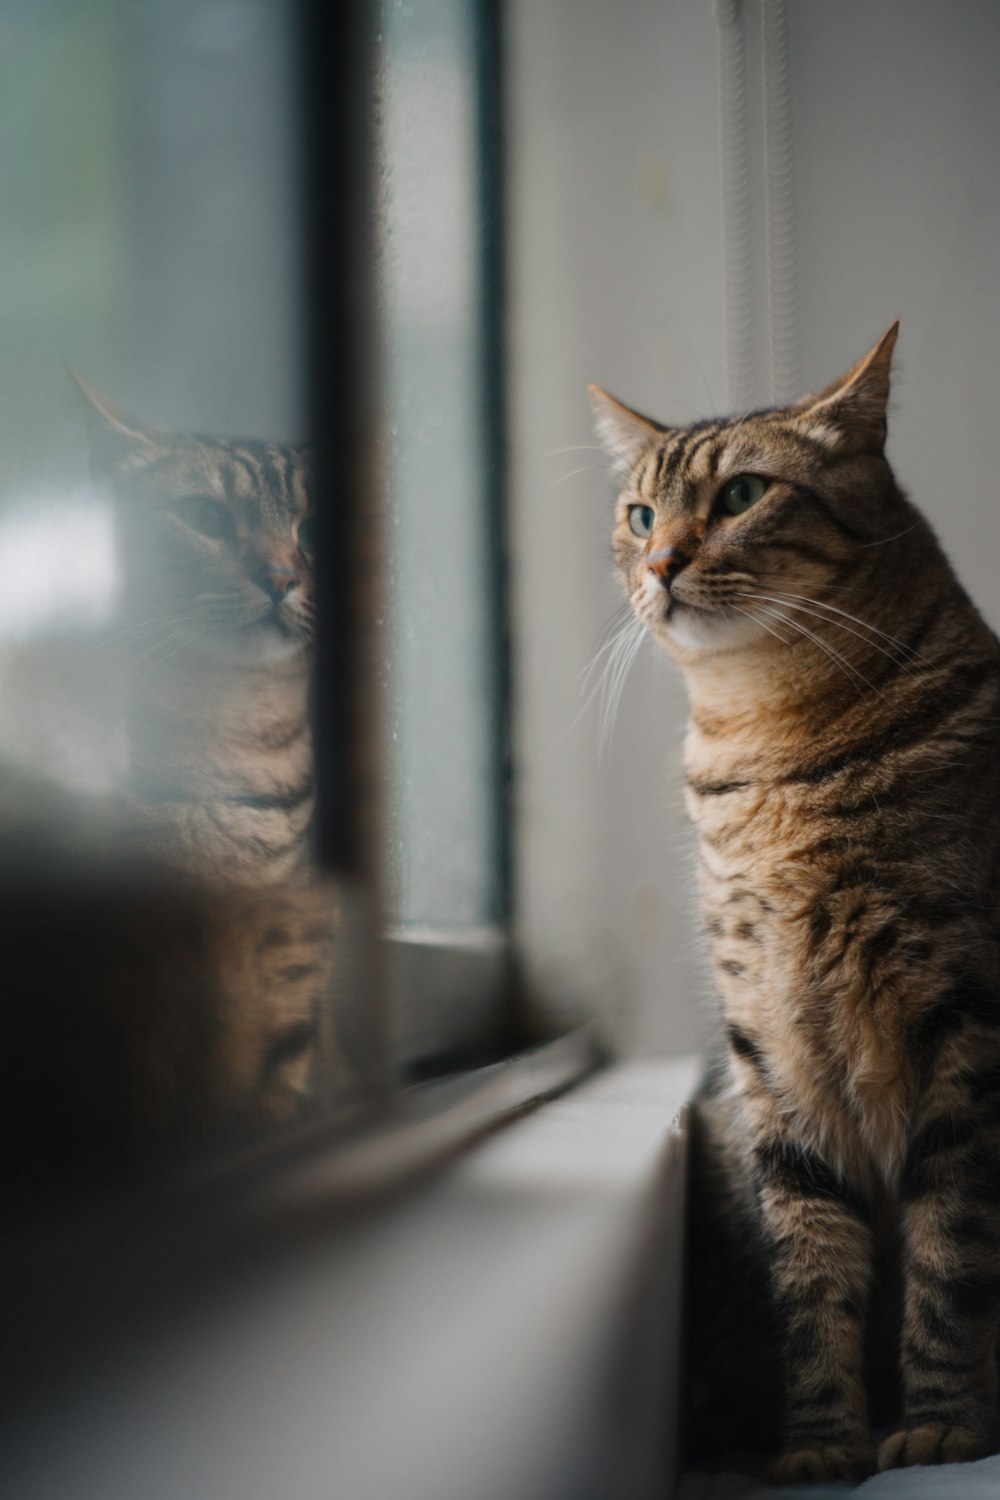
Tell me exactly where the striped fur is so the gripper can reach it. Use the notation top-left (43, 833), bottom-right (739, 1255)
top-left (592, 325), bottom-right (1000, 1481)
top-left (78, 378), bottom-right (318, 886)
top-left (71, 383), bottom-right (341, 1143)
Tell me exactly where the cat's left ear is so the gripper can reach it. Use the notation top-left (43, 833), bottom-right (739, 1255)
top-left (70, 371), bottom-right (167, 474)
top-left (588, 385), bottom-right (668, 476)
top-left (791, 322), bottom-right (899, 452)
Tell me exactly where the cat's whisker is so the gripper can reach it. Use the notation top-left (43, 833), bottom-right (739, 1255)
top-left (753, 572), bottom-right (860, 596)
top-left (578, 605), bottom-right (638, 688)
top-left (73, 613), bottom-right (208, 693)
top-left (548, 463), bottom-right (600, 492)
top-left (577, 639), bottom-right (635, 722)
top-left (113, 627), bottom-right (199, 683)
top-left (146, 624), bottom-right (213, 673)
top-left (592, 621), bottom-right (640, 724)
top-left (561, 607), bottom-right (639, 743)
top-left (79, 611), bottom-right (197, 656)
top-left (580, 614), bottom-right (640, 733)
top-left (756, 587), bottom-right (931, 667)
top-left (746, 598), bottom-right (887, 701)
top-left (598, 621), bottom-right (647, 759)
top-left (856, 522), bottom-right (922, 548)
top-left (98, 617), bottom-right (223, 697)
top-left (545, 444), bottom-right (605, 458)
top-left (737, 591), bottom-right (922, 680)
top-left (728, 601), bottom-right (794, 649)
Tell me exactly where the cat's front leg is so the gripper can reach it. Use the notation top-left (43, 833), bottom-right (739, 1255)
top-left (753, 1134), bottom-right (877, 1485)
top-left (879, 1078), bottom-right (1000, 1471)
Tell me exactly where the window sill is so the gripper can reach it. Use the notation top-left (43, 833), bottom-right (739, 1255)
top-left (384, 924), bottom-right (509, 1075)
top-left (5, 1055), bottom-right (700, 1500)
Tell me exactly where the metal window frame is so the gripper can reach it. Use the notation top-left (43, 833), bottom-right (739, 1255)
top-left (305, 0), bottom-right (519, 1082)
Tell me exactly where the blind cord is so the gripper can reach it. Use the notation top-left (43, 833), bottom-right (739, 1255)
top-left (762, 0), bottom-right (799, 403)
top-left (715, 0), bottom-right (754, 412)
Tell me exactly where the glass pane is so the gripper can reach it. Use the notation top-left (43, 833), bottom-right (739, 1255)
top-left (0, 0), bottom-right (371, 1184)
top-left (378, 0), bottom-right (505, 938)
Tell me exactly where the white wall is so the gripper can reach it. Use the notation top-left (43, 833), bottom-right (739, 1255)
top-left (508, 0), bottom-right (1000, 1053)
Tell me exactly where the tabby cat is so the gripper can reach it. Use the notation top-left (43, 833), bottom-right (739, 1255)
top-left (591, 325), bottom-right (1000, 1482)
top-left (76, 376), bottom-right (318, 887)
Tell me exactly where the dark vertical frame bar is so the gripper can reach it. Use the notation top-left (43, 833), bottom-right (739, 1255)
top-left (300, 0), bottom-right (377, 880)
top-left (475, 0), bottom-right (511, 930)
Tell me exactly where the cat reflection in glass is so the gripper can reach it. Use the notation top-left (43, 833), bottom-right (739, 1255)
top-left (0, 381), bottom-right (345, 1167)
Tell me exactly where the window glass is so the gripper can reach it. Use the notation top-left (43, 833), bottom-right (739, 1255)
top-left (0, 0), bottom-right (513, 1183)
top-left (378, 0), bottom-right (506, 938)
top-left (0, 0), bottom-right (368, 1181)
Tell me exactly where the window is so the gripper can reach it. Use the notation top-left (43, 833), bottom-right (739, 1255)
top-left (0, 0), bottom-right (374, 1174)
top-left (377, 0), bottom-right (512, 1073)
top-left (0, 0), bottom-right (540, 1183)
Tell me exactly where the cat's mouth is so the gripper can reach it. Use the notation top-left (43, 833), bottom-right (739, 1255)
top-left (657, 590), bottom-right (722, 630)
top-left (639, 585), bottom-right (766, 657)
top-left (189, 602), bottom-right (311, 666)
top-left (264, 604), bottom-right (299, 636)
top-left (250, 604), bottom-right (310, 647)
top-left (666, 596), bottom-right (712, 618)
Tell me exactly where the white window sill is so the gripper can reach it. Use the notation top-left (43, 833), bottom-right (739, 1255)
top-left (6, 1055), bottom-right (700, 1500)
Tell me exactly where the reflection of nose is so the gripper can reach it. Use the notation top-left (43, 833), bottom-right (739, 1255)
top-left (646, 546), bottom-right (690, 589)
top-left (258, 563), bottom-right (297, 600)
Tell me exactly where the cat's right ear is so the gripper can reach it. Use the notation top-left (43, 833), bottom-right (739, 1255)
top-left (587, 385), bottom-right (667, 476)
top-left (70, 371), bottom-right (166, 475)
top-left (790, 322), bottom-right (899, 453)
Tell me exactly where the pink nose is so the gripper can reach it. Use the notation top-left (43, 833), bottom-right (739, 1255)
top-left (258, 563), bottom-right (297, 600)
top-left (646, 546), bottom-right (690, 588)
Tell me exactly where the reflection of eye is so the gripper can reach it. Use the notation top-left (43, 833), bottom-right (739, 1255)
top-left (719, 474), bottom-right (768, 516)
top-left (628, 504), bottom-right (655, 538)
top-left (174, 495), bottom-right (236, 541)
top-left (296, 516), bottom-right (317, 555)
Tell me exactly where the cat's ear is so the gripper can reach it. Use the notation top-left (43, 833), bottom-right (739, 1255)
top-left (588, 385), bottom-right (667, 475)
top-left (791, 322), bottom-right (899, 452)
top-left (70, 371), bottom-right (167, 474)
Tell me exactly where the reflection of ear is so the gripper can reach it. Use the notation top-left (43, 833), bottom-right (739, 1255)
top-left (587, 384), bottom-right (668, 476)
top-left (791, 322), bottom-right (899, 453)
top-left (69, 370), bottom-right (166, 476)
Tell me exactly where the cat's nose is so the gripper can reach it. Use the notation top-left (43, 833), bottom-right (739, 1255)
top-left (257, 563), bottom-right (298, 600)
top-left (646, 546), bottom-right (690, 589)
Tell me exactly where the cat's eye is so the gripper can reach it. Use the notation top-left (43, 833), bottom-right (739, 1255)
top-left (296, 516), bottom-right (317, 555)
top-left (628, 504), bottom-right (655, 538)
top-left (719, 474), bottom-right (768, 516)
top-left (174, 495), bottom-right (236, 541)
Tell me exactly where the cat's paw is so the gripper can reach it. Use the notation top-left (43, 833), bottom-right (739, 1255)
top-left (769, 1442), bottom-right (876, 1485)
top-left (878, 1422), bottom-right (995, 1469)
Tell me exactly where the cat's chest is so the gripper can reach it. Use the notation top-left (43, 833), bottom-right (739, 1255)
top-left (131, 664), bottom-right (311, 788)
top-left (685, 753), bottom-right (916, 1174)
top-left (685, 760), bottom-right (797, 901)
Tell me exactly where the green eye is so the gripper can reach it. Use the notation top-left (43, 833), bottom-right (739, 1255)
top-left (297, 516), bottom-right (316, 555)
top-left (175, 495), bottom-right (235, 540)
top-left (628, 505), bottom-right (655, 538)
top-left (720, 474), bottom-right (768, 516)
